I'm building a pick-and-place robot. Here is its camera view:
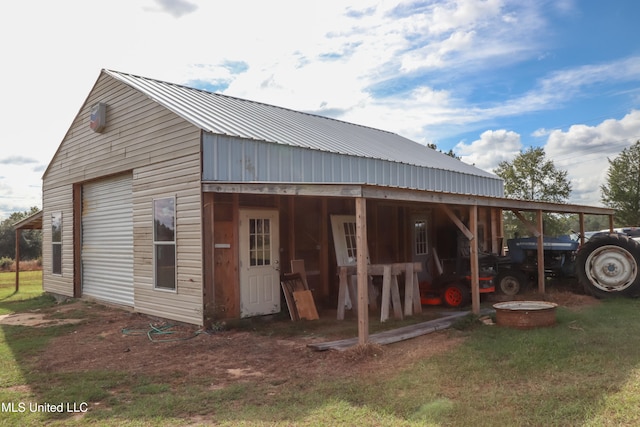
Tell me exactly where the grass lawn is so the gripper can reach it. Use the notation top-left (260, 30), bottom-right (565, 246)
top-left (0, 271), bottom-right (48, 314)
top-left (2, 271), bottom-right (640, 426)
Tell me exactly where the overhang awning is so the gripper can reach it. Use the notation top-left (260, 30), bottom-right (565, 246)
top-left (203, 182), bottom-right (615, 216)
top-left (13, 210), bottom-right (43, 230)
top-left (12, 210), bottom-right (43, 293)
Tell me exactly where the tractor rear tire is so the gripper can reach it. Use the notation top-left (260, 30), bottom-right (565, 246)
top-left (576, 233), bottom-right (640, 298)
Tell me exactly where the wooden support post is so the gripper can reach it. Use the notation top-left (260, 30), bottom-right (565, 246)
top-left (469, 205), bottom-right (480, 315)
top-left (536, 209), bottom-right (545, 294)
top-left (578, 212), bottom-right (585, 247)
top-left (203, 192), bottom-right (215, 319)
top-left (15, 229), bottom-right (20, 292)
top-left (320, 199), bottom-right (329, 297)
top-left (355, 197), bottom-right (369, 345)
top-left (288, 197), bottom-right (295, 259)
top-left (490, 208), bottom-right (501, 254)
top-left (73, 183), bottom-right (82, 297)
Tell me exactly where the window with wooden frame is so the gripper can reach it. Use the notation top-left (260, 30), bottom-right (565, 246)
top-left (414, 220), bottom-right (428, 256)
top-left (153, 197), bottom-right (176, 290)
top-left (51, 212), bottom-right (62, 275)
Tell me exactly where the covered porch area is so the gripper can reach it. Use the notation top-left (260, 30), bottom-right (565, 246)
top-left (202, 182), bottom-right (614, 345)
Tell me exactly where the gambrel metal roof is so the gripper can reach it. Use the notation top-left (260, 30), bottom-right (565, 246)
top-left (105, 69), bottom-right (503, 196)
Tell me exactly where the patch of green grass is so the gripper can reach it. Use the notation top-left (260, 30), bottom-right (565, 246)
top-left (2, 272), bottom-right (640, 426)
top-left (0, 271), bottom-right (49, 315)
top-left (0, 270), bottom-right (43, 288)
top-left (202, 299), bottom-right (640, 426)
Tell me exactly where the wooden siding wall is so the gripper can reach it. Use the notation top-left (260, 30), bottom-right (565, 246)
top-left (208, 193), bottom-right (239, 319)
top-left (205, 194), bottom-right (352, 317)
top-left (43, 73), bottom-right (204, 325)
top-left (204, 192), bottom-right (501, 316)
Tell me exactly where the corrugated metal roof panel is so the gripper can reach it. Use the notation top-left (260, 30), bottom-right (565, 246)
top-left (104, 70), bottom-right (499, 181)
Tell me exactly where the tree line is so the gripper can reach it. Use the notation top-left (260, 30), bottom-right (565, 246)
top-left (493, 140), bottom-right (640, 238)
top-left (0, 207), bottom-right (42, 261)
top-left (0, 141), bottom-right (638, 259)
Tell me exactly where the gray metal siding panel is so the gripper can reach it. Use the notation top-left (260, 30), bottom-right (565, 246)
top-left (202, 133), bottom-right (505, 197)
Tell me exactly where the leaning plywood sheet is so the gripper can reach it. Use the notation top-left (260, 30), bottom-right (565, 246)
top-left (281, 283), bottom-right (299, 320)
top-left (293, 290), bottom-right (319, 320)
top-left (281, 274), bottom-right (303, 320)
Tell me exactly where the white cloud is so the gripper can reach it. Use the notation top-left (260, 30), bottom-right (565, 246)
top-left (0, 164), bottom-right (42, 218)
top-left (454, 129), bottom-right (522, 170)
top-left (456, 111), bottom-right (640, 207)
top-left (2, 0), bottom-right (640, 219)
top-left (146, 0), bottom-right (198, 18)
top-left (0, 156), bottom-right (38, 166)
top-left (544, 110), bottom-right (640, 206)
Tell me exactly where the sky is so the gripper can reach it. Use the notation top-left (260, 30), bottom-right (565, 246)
top-left (1, 0), bottom-right (640, 220)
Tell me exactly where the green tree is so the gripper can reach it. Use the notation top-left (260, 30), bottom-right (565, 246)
top-left (0, 207), bottom-right (42, 260)
top-left (427, 143), bottom-right (461, 160)
top-left (494, 146), bottom-right (571, 202)
top-left (494, 147), bottom-right (572, 237)
top-left (601, 140), bottom-right (640, 226)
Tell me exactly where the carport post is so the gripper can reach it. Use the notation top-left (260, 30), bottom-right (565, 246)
top-left (469, 205), bottom-right (480, 315)
top-left (14, 229), bottom-right (20, 292)
top-left (536, 209), bottom-right (545, 294)
top-left (355, 197), bottom-right (369, 345)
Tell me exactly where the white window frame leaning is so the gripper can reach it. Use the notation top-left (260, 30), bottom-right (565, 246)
top-left (153, 196), bottom-right (177, 292)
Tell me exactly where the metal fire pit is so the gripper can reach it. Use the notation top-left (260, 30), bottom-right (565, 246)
top-left (493, 301), bottom-right (558, 329)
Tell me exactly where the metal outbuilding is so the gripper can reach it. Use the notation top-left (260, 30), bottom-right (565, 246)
top-left (41, 69), bottom-right (613, 343)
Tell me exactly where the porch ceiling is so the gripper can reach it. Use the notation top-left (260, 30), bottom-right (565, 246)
top-left (202, 182), bottom-right (614, 216)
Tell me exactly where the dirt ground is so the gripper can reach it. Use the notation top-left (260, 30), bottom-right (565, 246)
top-left (7, 286), bottom-right (600, 388)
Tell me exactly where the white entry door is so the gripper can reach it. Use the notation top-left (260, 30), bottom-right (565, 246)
top-left (239, 209), bottom-right (280, 317)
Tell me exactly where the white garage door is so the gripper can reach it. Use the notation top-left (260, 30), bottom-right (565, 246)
top-left (82, 174), bottom-right (134, 306)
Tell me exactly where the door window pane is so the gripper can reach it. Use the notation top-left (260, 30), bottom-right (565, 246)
top-left (249, 218), bottom-right (271, 266)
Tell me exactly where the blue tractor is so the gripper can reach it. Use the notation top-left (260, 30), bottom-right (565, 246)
top-left (494, 235), bottom-right (579, 296)
top-left (495, 233), bottom-right (640, 299)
